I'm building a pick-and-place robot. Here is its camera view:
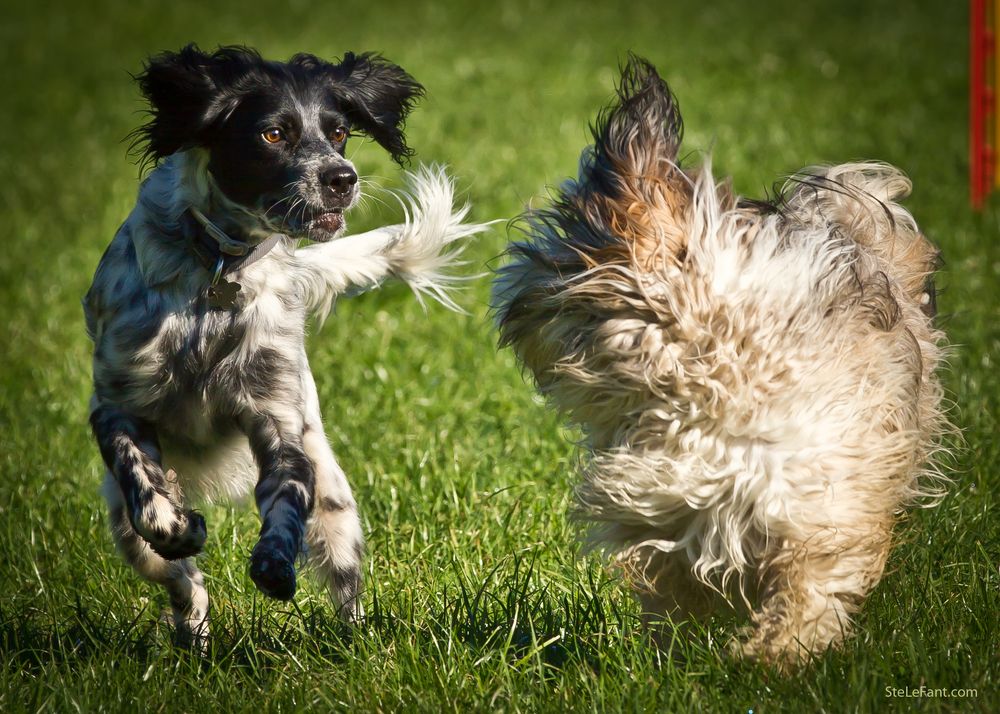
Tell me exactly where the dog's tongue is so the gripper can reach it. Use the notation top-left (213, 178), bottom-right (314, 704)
top-left (314, 212), bottom-right (343, 231)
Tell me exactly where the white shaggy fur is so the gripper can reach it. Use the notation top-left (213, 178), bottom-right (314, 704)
top-left (493, 59), bottom-right (948, 669)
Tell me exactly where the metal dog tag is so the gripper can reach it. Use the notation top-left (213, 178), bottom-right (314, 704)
top-left (207, 279), bottom-right (241, 309)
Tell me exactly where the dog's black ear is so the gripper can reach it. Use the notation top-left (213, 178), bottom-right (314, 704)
top-left (587, 54), bottom-right (683, 192)
top-left (570, 55), bottom-right (690, 263)
top-left (130, 44), bottom-right (258, 167)
top-left (326, 52), bottom-right (424, 165)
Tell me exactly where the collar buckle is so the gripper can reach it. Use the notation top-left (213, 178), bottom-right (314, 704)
top-left (189, 206), bottom-right (249, 256)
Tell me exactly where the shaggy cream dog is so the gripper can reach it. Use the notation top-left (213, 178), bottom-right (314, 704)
top-left (492, 57), bottom-right (948, 668)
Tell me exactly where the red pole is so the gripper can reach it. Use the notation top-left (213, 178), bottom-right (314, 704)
top-left (972, 0), bottom-right (986, 209)
top-left (971, 0), bottom-right (996, 209)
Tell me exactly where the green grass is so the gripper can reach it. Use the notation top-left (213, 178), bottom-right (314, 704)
top-left (1, 0), bottom-right (997, 711)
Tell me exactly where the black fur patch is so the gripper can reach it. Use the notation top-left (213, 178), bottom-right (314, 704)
top-left (130, 44), bottom-right (423, 169)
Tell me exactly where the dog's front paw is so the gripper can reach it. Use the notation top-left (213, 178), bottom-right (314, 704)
top-left (249, 540), bottom-right (297, 600)
top-left (161, 606), bottom-right (211, 654)
top-left (135, 504), bottom-right (208, 560)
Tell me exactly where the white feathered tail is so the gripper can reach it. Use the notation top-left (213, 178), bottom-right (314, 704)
top-left (297, 164), bottom-right (489, 321)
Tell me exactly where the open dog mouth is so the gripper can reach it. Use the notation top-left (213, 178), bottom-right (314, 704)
top-left (306, 208), bottom-right (344, 237)
top-left (263, 197), bottom-right (351, 241)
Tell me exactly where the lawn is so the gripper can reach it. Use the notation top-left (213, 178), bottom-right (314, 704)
top-left (1, 1), bottom-right (996, 711)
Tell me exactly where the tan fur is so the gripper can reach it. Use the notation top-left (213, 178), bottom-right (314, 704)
top-left (585, 154), bottom-right (692, 269)
top-left (493, 61), bottom-right (950, 671)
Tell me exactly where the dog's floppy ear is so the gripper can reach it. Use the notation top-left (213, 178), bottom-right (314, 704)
top-left (130, 44), bottom-right (256, 167)
top-left (590, 54), bottom-right (683, 180)
top-left (577, 55), bottom-right (690, 263)
top-left (327, 52), bottom-right (424, 165)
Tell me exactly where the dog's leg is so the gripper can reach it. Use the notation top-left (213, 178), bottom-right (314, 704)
top-left (241, 405), bottom-right (313, 601)
top-left (300, 370), bottom-right (365, 623)
top-left (738, 525), bottom-right (892, 670)
top-left (630, 548), bottom-right (721, 624)
top-left (102, 472), bottom-right (210, 649)
top-left (624, 547), bottom-right (724, 657)
top-left (90, 401), bottom-right (207, 560)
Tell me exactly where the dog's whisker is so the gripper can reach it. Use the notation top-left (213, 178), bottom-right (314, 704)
top-left (282, 197), bottom-right (305, 224)
top-left (356, 190), bottom-right (391, 214)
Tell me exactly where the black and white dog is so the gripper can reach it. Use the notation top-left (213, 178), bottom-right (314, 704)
top-left (84, 45), bottom-right (486, 646)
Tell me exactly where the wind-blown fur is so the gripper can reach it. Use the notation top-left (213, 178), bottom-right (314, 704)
top-left (492, 57), bottom-right (948, 669)
top-left (85, 45), bottom-right (488, 648)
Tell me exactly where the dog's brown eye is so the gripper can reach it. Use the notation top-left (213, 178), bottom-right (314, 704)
top-left (262, 127), bottom-right (284, 144)
top-left (330, 126), bottom-right (349, 143)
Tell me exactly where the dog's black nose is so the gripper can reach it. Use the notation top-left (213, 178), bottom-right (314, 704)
top-left (320, 166), bottom-right (358, 194)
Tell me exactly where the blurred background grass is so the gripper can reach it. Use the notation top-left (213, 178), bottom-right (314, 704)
top-left (0, 1), bottom-right (997, 712)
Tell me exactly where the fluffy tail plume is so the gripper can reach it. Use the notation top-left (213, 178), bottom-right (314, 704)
top-left (298, 164), bottom-right (491, 320)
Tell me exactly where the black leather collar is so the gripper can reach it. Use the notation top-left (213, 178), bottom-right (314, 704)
top-left (181, 207), bottom-right (285, 277)
top-left (181, 208), bottom-right (287, 309)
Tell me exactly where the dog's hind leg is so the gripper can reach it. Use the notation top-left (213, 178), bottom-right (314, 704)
top-left (90, 401), bottom-right (207, 560)
top-left (102, 472), bottom-right (210, 650)
top-left (738, 524), bottom-right (892, 670)
top-left (629, 547), bottom-right (722, 625)
top-left (301, 370), bottom-right (365, 623)
top-left (619, 545), bottom-right (728, 658)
